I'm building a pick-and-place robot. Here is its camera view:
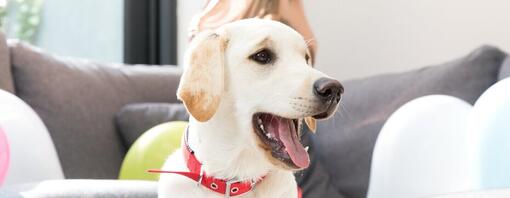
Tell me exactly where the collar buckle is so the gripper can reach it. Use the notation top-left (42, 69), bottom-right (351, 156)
top-left (225, 179), bottom-right (233, 198)
top-left (250, 179), bottom-right (257, 192)
top-left (197, 166), bottom-right (204, 187)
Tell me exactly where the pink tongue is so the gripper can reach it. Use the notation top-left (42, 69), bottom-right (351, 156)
top-left (276, 119), bottom-right (310, 168)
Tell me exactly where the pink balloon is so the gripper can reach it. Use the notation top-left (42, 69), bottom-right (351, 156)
top-left (0, 126), bottom-right (9, 186)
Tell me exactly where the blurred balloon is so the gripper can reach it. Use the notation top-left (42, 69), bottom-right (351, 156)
top-left (0, 127), bottom-right (9, 186)
top-left (0, 90), bottom-right (64, 185)
top-left (119, 121), bottom-right (187, 181)
top-left (368, 95), bottom-right (477, 198)
top-left (467, 78), bottom-right (510, 189)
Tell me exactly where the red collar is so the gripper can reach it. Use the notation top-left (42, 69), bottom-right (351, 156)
top-left (149, 127), bottom-right (265, 197)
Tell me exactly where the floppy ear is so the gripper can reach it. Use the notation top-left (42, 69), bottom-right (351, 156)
top-left (304, 117), bottom-right (317, 133)
top-left (177, 32), bottom-right (226, 122)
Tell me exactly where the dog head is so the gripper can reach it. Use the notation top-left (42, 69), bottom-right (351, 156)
top-left (178, 19), bottom-right (343, 170)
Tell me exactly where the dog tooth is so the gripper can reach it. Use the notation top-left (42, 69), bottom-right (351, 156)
top-left (305, 146), bottom-right (309, 152)
top-left (257, 118), bottom-right (262, 124)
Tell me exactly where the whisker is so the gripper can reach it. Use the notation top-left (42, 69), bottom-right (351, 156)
top-left (337, 100), bottom-right (352, 119)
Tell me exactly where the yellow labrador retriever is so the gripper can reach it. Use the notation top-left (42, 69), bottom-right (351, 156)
top-left (158, 19), bottom-right (342, 198)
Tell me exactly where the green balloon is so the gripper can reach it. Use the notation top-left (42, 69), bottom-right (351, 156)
top-left (119, 121), bottom-right (187, 180)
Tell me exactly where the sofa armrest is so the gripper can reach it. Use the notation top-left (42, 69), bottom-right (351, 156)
top-left (499, 56), bottom-right (510, 81)
top-left (0, 32), bottom-right (14, 93)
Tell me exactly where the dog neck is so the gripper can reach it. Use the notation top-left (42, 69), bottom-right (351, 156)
top-left (187, 98), bottom-right (273, 181)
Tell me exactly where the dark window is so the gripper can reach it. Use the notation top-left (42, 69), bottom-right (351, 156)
top-left (124, 0), bottom-right (177, 65)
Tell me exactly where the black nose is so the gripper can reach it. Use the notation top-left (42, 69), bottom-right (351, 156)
top-left (313, 78), bottom-right (343, 102)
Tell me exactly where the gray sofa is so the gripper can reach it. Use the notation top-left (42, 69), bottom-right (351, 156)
top-left (1, 29), bottom-right (509, 198)
top-left (0, 32), bottom-right (178, 197)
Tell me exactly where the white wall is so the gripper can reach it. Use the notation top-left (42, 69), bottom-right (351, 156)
top-left (177, 0), bottom-right (205, 66)
top-left (35, 0), bottom-right (123, 63)
top-left (178, 0), bottom-right (510, 80)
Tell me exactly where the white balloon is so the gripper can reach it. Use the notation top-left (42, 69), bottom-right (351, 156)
top-left (368, 95), bottom-right (477, 198)
top-left (467, 78), bottom-right (510, 189)
top-left (0, 90), bottom-right (64, 186)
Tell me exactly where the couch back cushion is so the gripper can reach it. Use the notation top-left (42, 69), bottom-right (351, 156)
top-left (0, 33), bottom-right (14, 93)
top-left (499, 56), bottom-right (510, 80)
top-left (314, 45), bottom-right (507, 198)
top-left (9, 41), bottom-right (181, 179)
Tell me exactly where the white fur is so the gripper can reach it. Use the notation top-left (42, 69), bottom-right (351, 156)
top-left (158, 19), bottom-right (336, 198)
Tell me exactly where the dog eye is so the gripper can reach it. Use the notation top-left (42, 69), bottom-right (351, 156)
top-left (249, 49), bottom-right (273, 65)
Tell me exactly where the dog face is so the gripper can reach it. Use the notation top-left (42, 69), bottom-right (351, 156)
top-left (178, 19), bottom-right (343, 170)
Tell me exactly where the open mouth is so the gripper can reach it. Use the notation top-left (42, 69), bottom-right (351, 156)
top-left (252, 113), bottom-right (310, 169)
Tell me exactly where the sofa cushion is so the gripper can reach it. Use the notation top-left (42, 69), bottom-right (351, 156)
top-left (9, 41), bottom-right (182, 179)
top-left (115, 103), bottom-right (189, 148)
top-left (314, 45), bottom-right (506, 198)
top-left (499, 56), bottom-right (510, 80)
top-left (0, 180), bottom-right (157, 198)
top-left (0, 33), bottom-right (14, 93)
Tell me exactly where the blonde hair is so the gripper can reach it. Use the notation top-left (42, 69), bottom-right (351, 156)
top-left (189, 0), bottom-right (316, 63)
top-left (189, 0), bottom-right (285, 40)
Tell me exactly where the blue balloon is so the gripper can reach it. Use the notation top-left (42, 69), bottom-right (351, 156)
top-left (468, 78), bottom-right (510, 189)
